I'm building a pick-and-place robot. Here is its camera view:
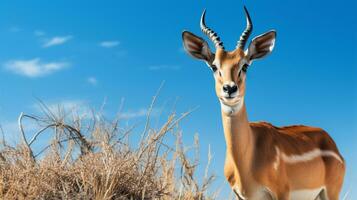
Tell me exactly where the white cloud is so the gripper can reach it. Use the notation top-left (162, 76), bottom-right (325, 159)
top-left (99, 40), bottom-right (120, 48)
top-left (87, 77), bottom-right (98, 86)
top-left (118, 108), bottom-right (159, 120)
top-left (34, 101), bottom-right (160, 121)
top-left (4, 58), bottom-right (69, 78)
top-left (118, 109), bottom-right (148, 119)
top-left (34, 100), bottom-right (160, 120)
top-left (149, 65), bottom-right (181, 71)
top-left (34, 30), bottom-right (46, 36)
top-left (43, 35), bottom-right (72, 47)
top-left (46, 100), bottom-right (84, 111)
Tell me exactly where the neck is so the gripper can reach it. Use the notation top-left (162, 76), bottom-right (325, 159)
top-left (221, 100), bottom-right (254, 171)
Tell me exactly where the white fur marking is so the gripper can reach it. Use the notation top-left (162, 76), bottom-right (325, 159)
top-left (220, 91), bottom-right (238, 98)
top-left (249, 186), bottom-right (276, 200)
top-left (226, 81), bottom-right (235, 87)
top-left (269, 39), bottom-right (275, 51)
top-left (233, 185), bottom-right (276, 200)
top-left (238, 59), bottom-right (247, 72)
top-left (233, 185), bottom-right (246, 200)
top-left (273, 146), bottom-right (280, 170)
top-left (220, 98), bottom-right (244, 116)
top-left (212, 59), bottom-right (221, 69)
top-left (279, 148), bottom-right (343, 164)
top-left (290, 187), bottom-right (325, 200)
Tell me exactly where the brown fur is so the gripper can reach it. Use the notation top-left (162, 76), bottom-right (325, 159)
top-left (182, 25), bottom-right (345, 200)
top-left (210, 47), bottom-right (345, 200)
top-left (222, 106), bottom-right (345, 199)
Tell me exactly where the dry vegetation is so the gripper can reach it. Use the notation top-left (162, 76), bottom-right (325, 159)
top-left (0, 99), bottom-right (217, 200)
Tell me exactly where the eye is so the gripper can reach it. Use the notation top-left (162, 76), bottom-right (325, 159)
top-left (211, 65), bottom-right (217, 72)
top-left (238, 63), bottom-right (249, 77)
top-left (242, 63), bottom-right (249, 72)
top-left (211, 65), bottom-right (222, 77)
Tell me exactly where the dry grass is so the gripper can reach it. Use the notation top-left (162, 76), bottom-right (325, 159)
top-left (0, 100), bottom-right (217, 200)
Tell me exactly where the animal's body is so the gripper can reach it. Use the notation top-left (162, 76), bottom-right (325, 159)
top-left (223, 117), bottom-right (344, 200)
top-left (182, 6), bottom-right (345, 200)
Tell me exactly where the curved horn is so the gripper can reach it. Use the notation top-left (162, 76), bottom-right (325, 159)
top-left (200, 9), bottom-right (224, 49)
top-left (236, 6), bottom-right (253, 50)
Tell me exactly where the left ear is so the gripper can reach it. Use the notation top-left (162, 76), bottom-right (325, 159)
top-left (182, 31), bottom-right (214, 64)
top-left (246, 30), bottom-right (276, 62)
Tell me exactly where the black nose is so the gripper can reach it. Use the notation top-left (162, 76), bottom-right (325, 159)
top-left (222, 84), bottom-right (238, 95)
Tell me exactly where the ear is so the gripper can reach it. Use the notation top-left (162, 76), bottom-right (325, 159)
top-left (182, 31), bottom-right (214, 64)
top-left (246, 30), bottom-right (276, 61)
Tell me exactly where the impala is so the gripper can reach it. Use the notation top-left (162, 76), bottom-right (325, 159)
top-left (182, 6), bottom-right (345, 200)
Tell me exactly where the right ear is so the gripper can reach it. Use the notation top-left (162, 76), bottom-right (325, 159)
top-left (182, 31), bottom-right (214, 65)
top-left (246, 30), bottom-right (276, 62)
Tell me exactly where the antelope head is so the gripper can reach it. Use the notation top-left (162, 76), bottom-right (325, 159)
top-left (182, 7), bottom-right (276, 115)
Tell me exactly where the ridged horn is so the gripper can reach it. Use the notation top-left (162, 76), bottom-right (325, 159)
top-left (200, 9), bottom-right (224, 49)
top-left (236, 6), bottom-right (253, 50)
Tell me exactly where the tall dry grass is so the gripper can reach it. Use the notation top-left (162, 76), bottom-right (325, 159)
top-left (0, 100), bottom-right (217, 200)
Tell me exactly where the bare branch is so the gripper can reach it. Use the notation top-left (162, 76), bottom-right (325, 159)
top-left (35, 137), bottom-right (80, 158)
top-left (18, 112), bottom-right (35, 161)
top-left (29, 124), bottom-right (56, 146)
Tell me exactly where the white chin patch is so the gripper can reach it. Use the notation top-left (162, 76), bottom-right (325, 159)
top-left (220, 99), bottom-right (244, 116)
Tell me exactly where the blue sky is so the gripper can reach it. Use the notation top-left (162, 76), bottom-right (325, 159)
top-left (0, 0), bottom-right (355, 199)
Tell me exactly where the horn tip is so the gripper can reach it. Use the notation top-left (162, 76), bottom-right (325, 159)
top-left (201, 9), bottom-right (207, 18)
top-left (243, 6), bottom-right (250, 16)
top-left (202, 8), bottom-right (207, 16)
top-left (242, 5), bottom-right (252, 28)
top-left (200, 9), bottom-right (207, 27)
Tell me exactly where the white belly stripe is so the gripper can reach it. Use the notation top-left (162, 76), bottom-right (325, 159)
top-left (279, 148), bottom-right (343, 164)
top-left (233, 184), bottom-right (324, 200)
top-left (290, 187), bottom-right (324, 200)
